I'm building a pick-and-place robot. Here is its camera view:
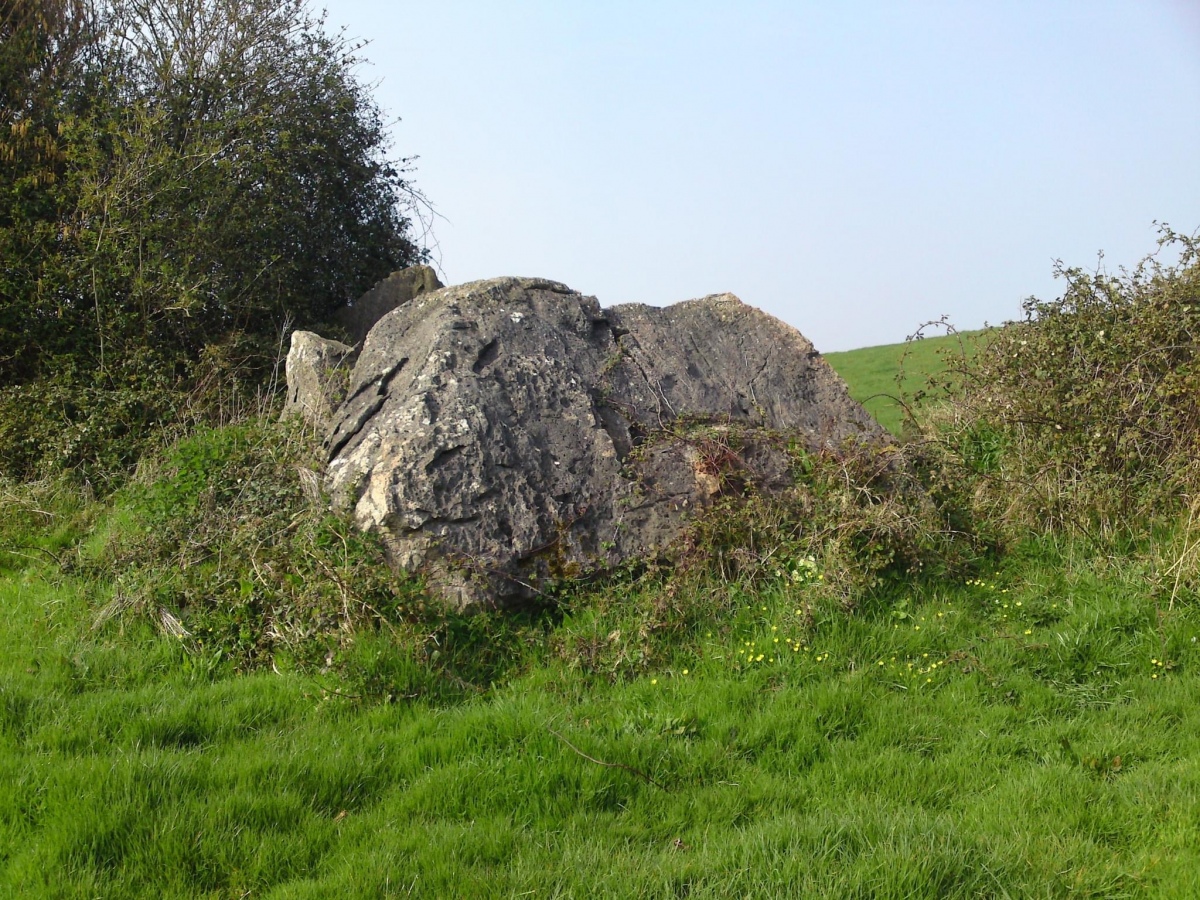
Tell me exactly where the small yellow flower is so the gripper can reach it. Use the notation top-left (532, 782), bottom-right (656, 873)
top-left (682, 669), bottom-right (689, 675)
top-left (1024, 629), bottom-right (1032, 635)
top-left (651, 679), bottom-right (657, 685)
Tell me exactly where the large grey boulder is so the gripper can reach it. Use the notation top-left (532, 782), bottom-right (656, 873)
top-left (322, 276), bottom-right (886, 609)
top-left (335, 264), bottom-right (443, 345)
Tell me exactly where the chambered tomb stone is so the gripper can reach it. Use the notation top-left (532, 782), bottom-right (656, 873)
top-left (313, 276), bottom-right (887, 610)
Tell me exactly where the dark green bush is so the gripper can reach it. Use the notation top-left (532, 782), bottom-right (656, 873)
top-left (0, 354), bottom-right (185, 487)
top-left (1, 0), bottom-right (426, 484)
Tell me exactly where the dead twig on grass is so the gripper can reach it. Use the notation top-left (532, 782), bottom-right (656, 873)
top-left (4, 545), bottom-right (64, 566)
top-left (547, 726), bottom-right (668, 791)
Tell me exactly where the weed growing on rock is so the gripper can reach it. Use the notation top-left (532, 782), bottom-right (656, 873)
top-left (548, 426), bottom-right (985, 681)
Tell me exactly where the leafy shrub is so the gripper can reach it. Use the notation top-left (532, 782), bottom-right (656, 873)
top-left (0, 354), bottom-right (185, 486)
top-left (915, 226), bottom-right (1200, 535)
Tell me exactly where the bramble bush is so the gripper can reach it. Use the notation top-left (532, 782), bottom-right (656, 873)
top-left (550, 424), bottom-right (981, 680)
top-left (911, 226), bottom-right (1200, 536)
top-left (79, 420), bottom-right (410, 669)
top-left (676, 429), bottom-right (965, 601)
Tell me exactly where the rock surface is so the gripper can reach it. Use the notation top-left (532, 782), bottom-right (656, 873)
top-left (321, 276), bottom-right (886, 609)
top-left (281, 331), bottom-right (358, 432)
top-left (335, 264), bottom-right (443, 345)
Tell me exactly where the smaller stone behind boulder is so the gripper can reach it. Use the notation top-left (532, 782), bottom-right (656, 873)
top-left (336, 265), bottom-right (443, 345)
top-left (281, 331), bottom-right (357, 432)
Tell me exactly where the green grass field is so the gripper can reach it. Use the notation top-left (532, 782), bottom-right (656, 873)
top-left (825, 330), bottom-right (985, 435)
top-left (5, 338), bottom-right (1200, 898)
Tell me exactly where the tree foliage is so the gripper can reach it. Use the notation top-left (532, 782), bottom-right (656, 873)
top-left (1, 0), bottom-right (425, 482)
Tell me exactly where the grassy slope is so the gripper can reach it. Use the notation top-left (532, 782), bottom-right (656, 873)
top-left (825, 331), bottom-right (984, 435)
top-left (5, 343), bottom-right (1200, 897)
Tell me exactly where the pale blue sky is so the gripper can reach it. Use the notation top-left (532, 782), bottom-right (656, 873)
top-left (329, 1), bottom-right (1199, 351)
